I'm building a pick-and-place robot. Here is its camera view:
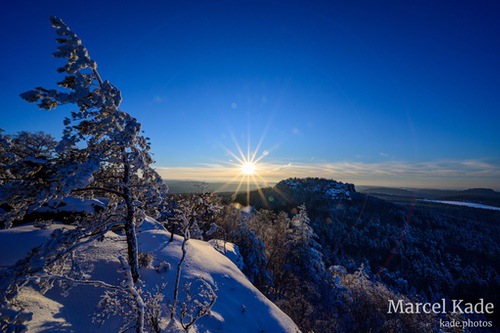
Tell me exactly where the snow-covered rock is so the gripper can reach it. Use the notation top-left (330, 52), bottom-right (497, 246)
top-left (277, 177), bottom-right (355, 202)
top-left (0, 219), bottom-right (300, 332)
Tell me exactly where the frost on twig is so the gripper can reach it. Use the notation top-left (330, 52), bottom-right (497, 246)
top-left (174, 277), bottom-right (218, 332)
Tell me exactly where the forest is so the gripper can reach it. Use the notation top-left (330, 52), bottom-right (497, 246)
top-left (231, 178), bottom-right (500, 331)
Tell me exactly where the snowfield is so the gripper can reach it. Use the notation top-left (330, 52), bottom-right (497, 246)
top-left (0, 218), bottom-right (300, 333)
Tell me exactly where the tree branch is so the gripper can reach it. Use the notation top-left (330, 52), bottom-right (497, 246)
top-left (72, 186), bottom-right (125, 199)
top-left (32, 274), bottom-right (124, 291)
top-left (92, 68), bottom-right (104, 87)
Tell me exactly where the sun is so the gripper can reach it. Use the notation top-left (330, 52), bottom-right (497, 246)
top-left (216, 125), bottom-right (277, 207)
top-left (242, 162), bottom-right (256, 175)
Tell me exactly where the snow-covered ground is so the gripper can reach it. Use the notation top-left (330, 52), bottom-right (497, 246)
top-left (421, 199), bottom-right (500, 211)
top-left (0, 219), bottom-right (300, 332)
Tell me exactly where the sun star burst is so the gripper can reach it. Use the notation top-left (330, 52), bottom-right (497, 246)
top-left (214, 122), bottom-right (280, 207)
top-left (242, 161), bottom-right (256, 175)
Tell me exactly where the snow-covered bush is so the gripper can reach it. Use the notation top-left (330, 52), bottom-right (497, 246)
top-left (0, 131), bottom-right (59, 228)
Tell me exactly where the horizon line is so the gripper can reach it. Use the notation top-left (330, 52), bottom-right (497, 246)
top-left (162, 178), bottom-right (500, 192)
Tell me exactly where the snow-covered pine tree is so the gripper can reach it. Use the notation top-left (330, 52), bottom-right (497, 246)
top-left (287, 203), bottom-right (325, 281)
top-left (274, 204), bottom-right (326, 330)
top-left (261, 211), bottom-right (290, 292)
top-left (231, 214), bottom-right (271, 290)
top-left (20, 17), bottom-right (166, 282)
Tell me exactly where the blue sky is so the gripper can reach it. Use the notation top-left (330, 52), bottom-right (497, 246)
top-left (1, 0), bottom-right (499, 189)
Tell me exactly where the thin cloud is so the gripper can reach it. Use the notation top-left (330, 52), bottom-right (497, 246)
top-left (156, 159), bottom-right (500, 190)
top-left (153, 95), bottom-right (163, 103)
top-left (272, 162), bottom-right (292, 172)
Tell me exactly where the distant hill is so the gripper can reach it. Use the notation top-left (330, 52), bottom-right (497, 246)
top-left (232, 177), bottom-right (354, 211)
top-left (166, 180), bottom-right (500, 208)
top-left (358, 186), bottom-right (500, 208)
top-left (434, 188), bottom-right (500, 207)
top-left (164, 179), bottom-right (273, 194)
top-left (355, 186), bottom-right (418, 199)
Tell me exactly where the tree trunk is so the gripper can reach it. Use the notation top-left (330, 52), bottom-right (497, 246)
top-left (123, 153), bottom-right (140, 283)
top-left (169, 218), bottom-right (175, 242)
top-left (124, 198), bottom-right (140, 283)
top-left (170, 232), bottom-right (188, 320)
top-left (170, 215), bottom-right (191, 320)
top-left (119, 257), bottom-right (144, 333)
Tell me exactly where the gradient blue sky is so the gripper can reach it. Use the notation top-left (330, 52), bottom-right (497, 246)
top-left (1, 0), bottom-right (499, 189)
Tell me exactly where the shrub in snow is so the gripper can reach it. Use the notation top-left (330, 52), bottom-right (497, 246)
top-left (155, 261), bottom-right (171, 274)
top-left (138, 252), bottom-right (155, 269)
top-left (143, 283), bottom-right (168, 333)
top-left (170, 192), bottom-right (223, 241)
top-left (206, 223), bottom-right (227, 253)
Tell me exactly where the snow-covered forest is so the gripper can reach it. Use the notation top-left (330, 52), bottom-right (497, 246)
top-left (1, 17), bottom-right (499, 333)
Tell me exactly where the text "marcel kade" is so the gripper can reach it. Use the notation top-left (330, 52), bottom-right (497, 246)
top-left (388, 299), bottom-right (494, 314)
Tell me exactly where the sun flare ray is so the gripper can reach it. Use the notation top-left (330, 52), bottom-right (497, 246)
top-left (213, 124), bottom-right (276, 206)
top-left (221, 144), bottom-right (246, 165)
top-left (251, 174), bottom-right (269, 208)
top-left (229, 131), bottom-right (247, 163)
